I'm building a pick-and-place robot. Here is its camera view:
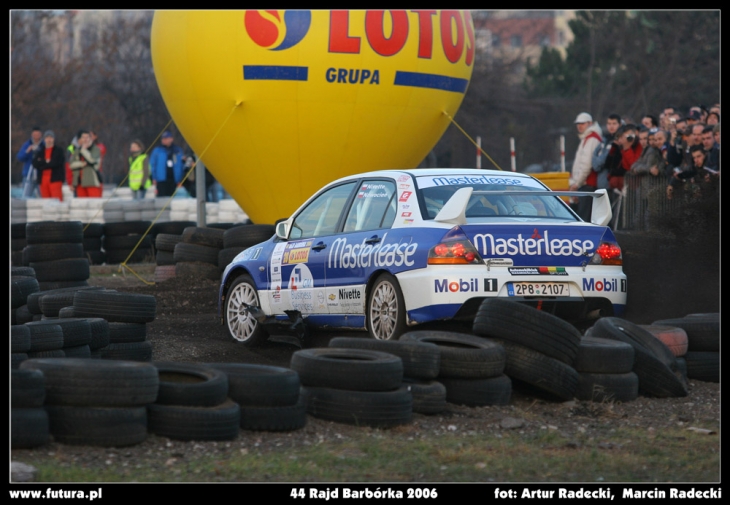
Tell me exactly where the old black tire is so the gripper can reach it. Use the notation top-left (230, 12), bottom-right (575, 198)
top-left (108, 322), bottom-right (147, 343)
top-left (11, 369), bottom-right (46, 408)
top-left (12, 276), bottom-right (40, 309)
top-left (73, 290), bottom-right (157, 323)
top-left (574, 336), bottom-right (635, 374)
top-left (399, 331), bottom-right (505, 379)
top-left (367, 273), bottom-right (407, 341)
top-left (224, 274), bottom-right (268, 346)
top-left (19, 358), bottom-right (159, 406)
top-left (291, 348), bottom-right (403, 392)
top-left (575, 372), bottom-right (639, 403)
top-left (651, 315), bottom-right (719, 352)
top-left (205, 363), bottom-right (301, 407)
top-left (329, 336), bottom-right (441, 380)
top-left (223, 224), bottom-right (275, 248)
top-left (239, 394), bottom-right (307, 431)
top-left (303, 385), bottom-right (412, 428)
top-left (182, 226), bottom-right (225, 249)
top-left (174, 242), bottom-right (220, 265)
top-left (24, 322), bottom-right (64, 352)
top-left (587, 317), bottom-right (677, 368)
top-left (684, 352), bottom-right (719, 382)
top-left (11, 325), bottom-right (32, 353)
top-left (29, 258), bottom-right (90, 282)
top-left (155, 233), bottom-right (183, 252)
top-left (473, 298), bottom-right (582, 366)
top-left (12, 408), bottom-right (50, 449)
top-left (403, 379), bottom-right (447, 415)
top-left (440, 374), bottom-right (512, 407)
top-left (152, 362), bottom-right (229, 407)
top-left (99, 341), bottom-right (153, 361)
top-left (147, 399), bottom-right (240, 441)
top-left (23, 243), bottom-right (84, 264)
top-left (46, 405), bottom-right (148, 447)
top-left (26, 221), bottom-right (83, 244)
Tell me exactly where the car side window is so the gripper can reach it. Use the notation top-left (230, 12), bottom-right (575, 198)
top-left (343, 180), bottom-right (397, 232)
top-left (289, 182), bottom-right (357, 239)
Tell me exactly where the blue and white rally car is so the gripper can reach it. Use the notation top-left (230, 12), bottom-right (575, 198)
top-left (219, 169), bottom-right (626, 346)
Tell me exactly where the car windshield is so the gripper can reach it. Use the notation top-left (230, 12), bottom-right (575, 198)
top-left (418, 182), bottom-right (578, 221)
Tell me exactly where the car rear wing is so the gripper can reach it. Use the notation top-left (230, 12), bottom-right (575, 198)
top-left (434, 188), bottom-right (612, 227)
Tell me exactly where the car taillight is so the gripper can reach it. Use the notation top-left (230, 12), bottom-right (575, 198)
top-left (591, 242), bottom-right (622, 265)
top-left (428, 240), bottom-right (483, 265)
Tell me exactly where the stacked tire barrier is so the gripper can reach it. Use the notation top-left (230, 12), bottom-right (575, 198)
top-left (11, 268), bottom-right (39, 326)
top-left (82, 223), bottom-right (106, 265)
top-left (473, 298), bottom-right (580, 401)
top-left (174, 226), bottom-right (226, 280)
top-left (328, 336), bottom-right (445, 414)
top-left (147, 362), bottom-right (240, 441)
top-left (19, 358), bottom-right (159, 447)
top-left (103, 220), bottom-right (154, 264)
top-left (219, 224), bottom-right (276, 272)
top-left (11, 368), bottom-right (49, 449)
top-left (24, 221), bottom-right (90, 290)
top-left (398, 332), bottom-right (510, 407)
top-left (651, 314), bottom-right (719, 383)
top-left (573, 336), bottom-right (638, 402)
top-left (11, 223), bottom-right (27, 267)
top-left (206, 363), bottom-right (307, 431)
top-left (291, 348), bottom-right (412, 428)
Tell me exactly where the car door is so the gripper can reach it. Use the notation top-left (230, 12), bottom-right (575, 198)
top-left (267, 181), bottom-right (357, 315)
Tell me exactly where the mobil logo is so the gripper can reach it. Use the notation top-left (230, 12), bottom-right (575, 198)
top-left (434, 278), bottom-right (479, 293)
top-left (582, 278), bottom-right (621, 292)
top-left (244, 10), bottom-right (312, 50)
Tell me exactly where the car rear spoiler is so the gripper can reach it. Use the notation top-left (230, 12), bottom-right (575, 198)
top-left (434, 187), bottom-right (612, 227)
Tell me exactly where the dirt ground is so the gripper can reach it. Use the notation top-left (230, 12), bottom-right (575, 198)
top-left (12, 229), bottom-right (720, 481)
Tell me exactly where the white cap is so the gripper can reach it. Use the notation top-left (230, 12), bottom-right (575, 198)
top-left (574, 112), bottom-right (593, 124)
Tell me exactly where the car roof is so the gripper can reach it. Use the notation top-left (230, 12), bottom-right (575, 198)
top-left (329, 168), bottom-right (537, 185)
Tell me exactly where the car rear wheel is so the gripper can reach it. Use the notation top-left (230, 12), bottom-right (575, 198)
top-left (225, 274), bottom-right (267, 346)
top-left (367, 273), bottom-right (407, 341)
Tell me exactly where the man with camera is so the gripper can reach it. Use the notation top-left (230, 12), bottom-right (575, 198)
top-left (69, 130), bottom-right (102, 197)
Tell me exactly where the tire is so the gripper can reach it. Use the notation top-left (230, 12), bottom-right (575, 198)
top-left (23, 243), bottom-right (84, 264)
top-left (205, 363), bottom-right (301, 407)
top-left (473, 298), bottom-right (582, 366)
top-left (73, 290), bottom-right (157, 323)
top-left (26, 286), bottom-right (102, 315)
top-left (218, 247), bottom-right (246, 270)
top-left (152, 362), bottom-right (229, 407)
top-left (103, 220), bottom-right (152, 236)
top-left (63, 344), bottom-right (91, 358)
top-left (83, 318), bottom-right (111, 350)
top-left (290, 348), bottom-right (403, 392)
top-left (402, 379), bottom-right (447, 415)
top-left (99, 341), bottom-right (153, 361)
top-left (574, 336), bottom-right (635, 374)
top-left (29, 258), bottom-right (90, 282)
top-left (329, 336), bottom-right (441, 380)
top-left (182, 226), bottom-right (225, 248)
top-left (632, 349), bottom-right (688, 398)
top-left (82, 222), bottom-right (105, 238)
top-left (26, 221), bottom-right (83, 245)
top-left (147, 399), bottom-right (240, 441)
top-left (28, 349), bottom-right (66, 358)
top-left (175, 261), bottom-right (221, 281)
top-left (494, 339), bottom-right (579, 401)
top-left (28, 318), bottom-right (92, 348)
top-left (12, 408), bottom-right (50, 449)
top-left (15, 305), bottom-right (34, 325)
top-left (11, 223), bottom-right (27, 239)
top-left (12, 266), bottom-right (36, 277)
top-left (439, 374), bottom-right (512, 407)
top-left (239, 394), bottom-right (307, 431)
top-left (12, 325), bottom-right (32, 353)
top-left (223, 224), bottom-right (275, 249)
top-left (174, 242), bottom-right (220, 265)
top-left (155, 233), bottom-right (183, 252)
top-left (46, 405), bottom-right (148, 447)
top-left (38, 280), bottom-right (89, 291)
top-left (19, 358), bottom-right (160, 406)
top-left (12, 369), bottom-right (46, 408)
top-left (24, 322), bottom-right (64, 351)
top-left (639, 325), bottom-right (689, 357)
top-left (12, 353), bottom-right (29, 369)
top-left (83, 237), bottom-right (102, 251)
top-left (575, 372), bottom-right (639, 403)
top-left (224, 274), bottom-right (268, 346)
top-left (40, 292), bottom-right (88, 317)
top-left (58, 306), bottom-right (75, 318)
top-left (108, 322), bottom-right (147, 343)
top-left (684, 352), bottom-right (719, 382)
top-left (399, 331), bottom-right (505, 379)
top-left (587, 317), bottom-right (678, 368)
top-left (367, 273), bottom-right (407, 341)
top-left (303, 385), bottom-right (412, 428)
top-left (151, 221), bottom-right (197, 236)
top-left (11, 276), bottom-right (40, 309)
top-left (651, 315), bottom-right (719, 352)
top-left (155, 250), bottom-right (176, 266)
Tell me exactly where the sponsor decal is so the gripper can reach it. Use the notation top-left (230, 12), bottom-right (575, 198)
top-left (328, 232), bottom-right (417, 269)
top-left (507, 266), bottom-right (568, 276)
top-left (474, 230), bottom-right (594, 258)
top-left (434, 278), bottom-right (480, 293)
top-left (338, 288), bottom-right (361, 300)
top-left (328, 293), bottom-right (336, 301)
top-left (400, 204), bottom-right (411, 210)
top-left (583, 278), bottom-right (624, 293)
top-left (251, 247), bottom-right (262, 260)
top-left (317, 290), bottom-right (325, 306)
top-left (399, 183), bottom-right (410, 190)
top-left (429, 176), bottom-right (524, 187)
top-left (397, 175), bottom-right (410, 182)
top-left (272, 285), bottom-right (281, 303)
top-left (283, 240), bottom-right (313, 264)
top-left (401, 211), bottom-right (412, 217)
top-left (403, 219), bottom-right (414, 224)
top-left (484, 258), bottom-right (513, 266)
top-left (484, 278), bottom-right (498, 292)
top-left (357, 183), bottom-right (390, 198)
top-left (399, 191), bottom-right (413, 202)
top-left (289, 264), bottom-right (314, 312)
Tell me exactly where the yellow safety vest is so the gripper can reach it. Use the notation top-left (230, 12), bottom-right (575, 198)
top-left (128, 154), bottom-right (151, 190)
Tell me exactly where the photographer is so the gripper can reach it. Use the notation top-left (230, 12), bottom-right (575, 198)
top-left (609, 124), bottom-right (643, 191)
top-left (69, 130), bottom-right (102, 198)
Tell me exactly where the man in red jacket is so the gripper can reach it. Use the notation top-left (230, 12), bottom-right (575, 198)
top-left (609, 124), bottom-right (643, 191)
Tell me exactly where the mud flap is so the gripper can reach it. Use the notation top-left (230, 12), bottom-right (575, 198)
top-left (262, 310), bottom-right (309, 348)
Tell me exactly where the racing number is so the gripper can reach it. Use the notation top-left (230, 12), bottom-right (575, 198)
top-left (484, 278), bottom-right (498, 292)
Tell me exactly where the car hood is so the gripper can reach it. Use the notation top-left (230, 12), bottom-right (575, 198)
top-left (460, 223), bottom-right (618, 267)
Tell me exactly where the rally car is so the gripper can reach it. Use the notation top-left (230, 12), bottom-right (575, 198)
top-left (219, 169), bottom-right (626, 346)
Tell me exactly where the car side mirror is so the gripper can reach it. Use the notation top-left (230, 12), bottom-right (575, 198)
top-left (275, 220), bottom-right (289, 240)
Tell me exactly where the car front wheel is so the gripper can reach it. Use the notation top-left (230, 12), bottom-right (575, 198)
top-left (367, 273), bottom-right (407, 341)
top-left (225, 275), bottom-right (267, 346)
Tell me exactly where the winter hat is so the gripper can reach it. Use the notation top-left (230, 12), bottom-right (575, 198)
top-left (43, 130), bottom-right (55, 139)
top-left (574, 112), bottom-right (593, 124)
top-left (161, 131), bottom-right (173, 139)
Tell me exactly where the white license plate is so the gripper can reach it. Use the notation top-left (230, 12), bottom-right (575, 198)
top-left (507, 282), bottom-right (570, 297)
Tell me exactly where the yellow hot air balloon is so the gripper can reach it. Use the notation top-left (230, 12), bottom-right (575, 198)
top-left (151, 10), bottom-right (474, 224)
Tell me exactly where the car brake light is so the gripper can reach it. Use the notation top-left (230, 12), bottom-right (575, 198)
top-left (592, 242), bottom-right (622, 265)
top-left (428, 240), bottom-right (483, 265)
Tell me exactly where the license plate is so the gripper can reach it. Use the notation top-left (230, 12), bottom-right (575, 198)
top-left (507, 282), bottom-right (570, 297)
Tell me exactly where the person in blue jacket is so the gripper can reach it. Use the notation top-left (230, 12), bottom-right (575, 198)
top-left (149, 130), bottom-right (185, 197)
top-left (16, 126), bottom-right (43, 198)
